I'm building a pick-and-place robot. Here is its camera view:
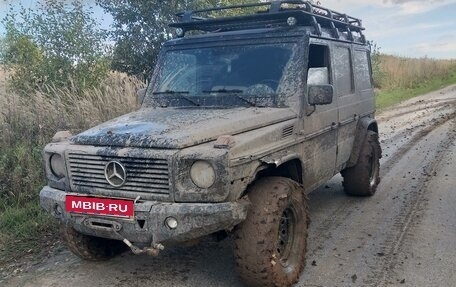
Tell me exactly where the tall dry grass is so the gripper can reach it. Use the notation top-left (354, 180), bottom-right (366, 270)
top-left (0, 71), bottom-right (143, 206)
top-left (376, 55), bottom-right (456, 90)
top-left (0, 71), bottom-right (144, 255)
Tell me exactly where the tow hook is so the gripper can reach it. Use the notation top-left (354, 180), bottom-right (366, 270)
top-left (113, 230), bottom-right (164, 256)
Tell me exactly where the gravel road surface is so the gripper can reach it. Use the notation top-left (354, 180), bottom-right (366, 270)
top-left (2, 85), bottom-right (456, 287)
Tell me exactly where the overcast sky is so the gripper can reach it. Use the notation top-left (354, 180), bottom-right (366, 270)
top-left (1, 0), bottom-right (455, 59)
top-left (324, 0), bottom-right (456, 59)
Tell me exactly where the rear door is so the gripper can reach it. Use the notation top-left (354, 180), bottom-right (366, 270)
top-left (335, 46), bottom-right (375, 170)
top-left (333, 44), bottom-right (357, 170)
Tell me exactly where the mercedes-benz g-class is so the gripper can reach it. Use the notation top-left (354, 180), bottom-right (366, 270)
top-left (40, 1), bottom-right (381, 286)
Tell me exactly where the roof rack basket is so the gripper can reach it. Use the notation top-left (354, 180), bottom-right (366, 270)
top-left (170, 0), bottom-right (366, 44)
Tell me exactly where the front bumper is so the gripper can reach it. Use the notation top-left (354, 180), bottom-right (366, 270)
top-left (40, 186), bottom-right (249, 245)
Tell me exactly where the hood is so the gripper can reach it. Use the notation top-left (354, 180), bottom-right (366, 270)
top-left (71, 107), bottom-right (297, 149)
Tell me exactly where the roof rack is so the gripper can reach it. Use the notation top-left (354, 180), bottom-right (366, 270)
top-left (170, 0), bottom-right (366, 44)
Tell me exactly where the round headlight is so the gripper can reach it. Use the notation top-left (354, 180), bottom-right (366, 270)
top-left (190, 161), bottom-right (215, 189)
top-left (50, 154), bottom-right (66, 179)
top-left (287, 16), bottom-right (297, 26)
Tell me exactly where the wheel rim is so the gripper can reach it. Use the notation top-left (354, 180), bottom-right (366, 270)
top-left (368, 148), bottom-right (379, 188)
top-left (277, 206), bottom-right (296, 266)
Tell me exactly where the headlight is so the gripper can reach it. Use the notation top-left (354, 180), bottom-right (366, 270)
top-left (190, 161), bottom-right (216, 189)
top-left (50, 154), bottom-right (66, 179)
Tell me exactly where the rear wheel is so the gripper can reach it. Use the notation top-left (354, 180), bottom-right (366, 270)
top-left (342, 130), bottom-right (381, 196)
top-left (61, 225), bottom-right (126, 261)
top-left (234, 177), bottom-right (308, 287)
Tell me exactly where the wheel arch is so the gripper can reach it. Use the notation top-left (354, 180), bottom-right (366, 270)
top-left (367, 121), bottom-right (378, 133)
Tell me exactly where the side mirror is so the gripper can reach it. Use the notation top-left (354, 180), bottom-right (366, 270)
top-left (308, 85), bottom-right (334, 105)
top-left (136, 88), bottom-right (146, 105)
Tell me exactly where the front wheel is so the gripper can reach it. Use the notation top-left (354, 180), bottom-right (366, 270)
top-left (61, 225), bottom-right (126, 261)
top-left (234, 177), bottom-right (308, 287)
top-left (342, 130), bottom-right (381, 196)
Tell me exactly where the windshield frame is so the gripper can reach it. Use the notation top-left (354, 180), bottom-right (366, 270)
top-left (143, 33), bottom-right (306, 111)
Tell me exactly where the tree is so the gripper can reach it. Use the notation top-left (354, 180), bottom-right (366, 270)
top-left (96, 0), bottom-right (256, 79)
top-left (1, 0), bottom-right (109, 93)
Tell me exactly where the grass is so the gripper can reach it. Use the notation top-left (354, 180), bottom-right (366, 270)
top-left (374, 54), bottom-right (456, 109)
top-left (0, 201), bottom-right (56, 256)
top-left (0, 71), bottom-right (142, 263)
top-left (376, 67), bottom-right (456, 109)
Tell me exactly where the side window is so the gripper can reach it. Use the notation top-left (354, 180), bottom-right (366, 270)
top-left (307, 44), bottom-right (331, 85)
top-left (333, 46), bottom-right (354, 96)
top-left (354, 50), bottom-right (372, 91)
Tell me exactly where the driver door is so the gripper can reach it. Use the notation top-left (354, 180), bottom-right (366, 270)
top-left (300, 41), bottom-right (338, 191)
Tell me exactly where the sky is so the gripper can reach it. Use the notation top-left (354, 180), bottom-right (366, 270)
top-left (0, 0), bottom-right (455, 59)
top-left (323, 0), bottom-right (456, 59)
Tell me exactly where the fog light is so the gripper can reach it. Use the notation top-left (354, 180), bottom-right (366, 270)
top-left (54, 204), bottom-right (63, 216)
top-left (165, 217), bottom-right (178, 229)
top-left (176, 28), bottom-right (184, 37)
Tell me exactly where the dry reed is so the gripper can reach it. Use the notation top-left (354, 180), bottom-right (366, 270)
top-left (0, 71), bottom-right (144, 205)
top-left (377, 55), bottom-right (456, 90)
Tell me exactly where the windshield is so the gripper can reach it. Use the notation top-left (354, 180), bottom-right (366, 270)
top-left (146, 43), bottom-right (299, 108)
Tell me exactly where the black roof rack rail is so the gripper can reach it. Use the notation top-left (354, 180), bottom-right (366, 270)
top-left (170, 0), bottom-right (366, 44)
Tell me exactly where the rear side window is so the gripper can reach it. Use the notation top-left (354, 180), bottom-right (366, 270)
top-left (333, 46), bottom-right (354, 96)
top-left (354, 50), bottom-right (372, 91)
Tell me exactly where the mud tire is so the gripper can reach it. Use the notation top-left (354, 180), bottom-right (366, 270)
top-left (342, 130), bottom-right (381, 196)
top-left (61, 225), bottom-right (126, 261)
top-left (234, 177), bottom-right (308, 287)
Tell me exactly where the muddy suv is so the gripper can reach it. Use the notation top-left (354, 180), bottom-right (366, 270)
top-left (40, 1), bottom-right (381, 286)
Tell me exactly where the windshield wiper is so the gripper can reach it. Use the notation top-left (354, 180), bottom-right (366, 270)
top-left (153, 90), bottom-right (190, 95)
top-left (234, 94), bottom-right (257, 107)
top-left (202, 89), bottom-right (243, 94)
top-left (203, 89), bottom-right (258, 107)
top-left (152, 90), bottom-right (200, 106)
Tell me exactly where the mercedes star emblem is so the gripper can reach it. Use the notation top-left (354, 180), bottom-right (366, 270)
top-left (104, 161), bottom-right (127, 187)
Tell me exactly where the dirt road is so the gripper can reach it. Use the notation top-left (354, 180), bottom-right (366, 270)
top-left (2, 85), bottom-right (456, 287)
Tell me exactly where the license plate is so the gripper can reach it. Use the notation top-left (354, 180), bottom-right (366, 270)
top-left (66, 195), bottom-right (134, 218)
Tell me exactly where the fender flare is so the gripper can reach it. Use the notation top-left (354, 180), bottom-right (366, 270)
top-left (347, 117), bottom-right (378, 167)
top-left (254, 151), bottom-right (303, 183)
top-left (259, 151), bottom-right (301, 168)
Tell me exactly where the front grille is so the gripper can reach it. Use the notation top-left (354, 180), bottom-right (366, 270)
top-left (67, 153), bottom-right (170, 195)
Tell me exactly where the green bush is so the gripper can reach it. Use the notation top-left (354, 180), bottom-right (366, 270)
top-left (1, 0), bottom-right (110, 93)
